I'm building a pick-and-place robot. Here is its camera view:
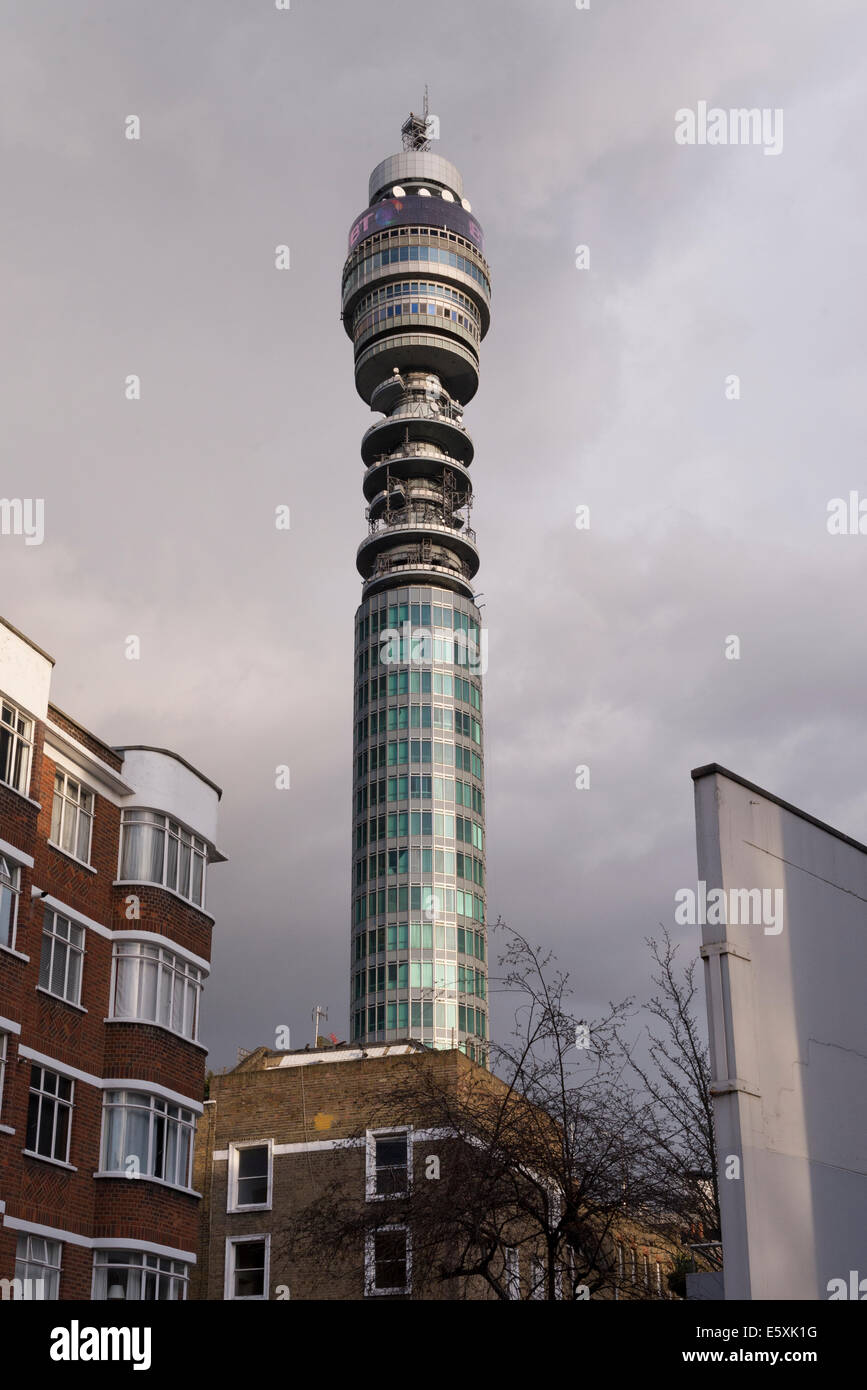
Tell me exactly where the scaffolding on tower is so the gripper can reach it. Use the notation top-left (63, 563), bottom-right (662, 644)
top-left (401, 87), bottom-right (431, 152)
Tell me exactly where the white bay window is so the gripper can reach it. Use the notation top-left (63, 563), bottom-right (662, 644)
top-left (101, 1090), bottom-right (195, 1189)
top-left (111, 941), bottom-right (203, 1041)
top-left (119, 810), bottom-right (207, 907)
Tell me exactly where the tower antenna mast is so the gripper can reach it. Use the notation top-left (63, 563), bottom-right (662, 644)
top-left (401, 88), bottom-right (431, 152)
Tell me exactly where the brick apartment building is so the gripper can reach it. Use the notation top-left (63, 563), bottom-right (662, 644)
top-left (193, 1041), bottom-right (493, 1300)
top-left (0, 617), bottom-right (225, 1299)
top-left (193, 1041), bottom-right (679, 1300)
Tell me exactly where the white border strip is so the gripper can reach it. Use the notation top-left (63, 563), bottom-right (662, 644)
top-left (213, 1137), bottom-right (364, 1161)
top-left (16, 1046), bottom-right (203, 1113)
top-left (0, 836), bottom-right (34, 868)
top-left (2, 1214), bottom-right (195, 1263)
top-left (0, 1014), bottom-right (21, 1035)
top-left (44, 721), bottom-right (134, 800)
top-left (31, 893), bottom-right (112, 939)
top-left (18, 1045), bottom-right (101, 1088)
top-left (111, 931), bottom-right (210, 973)
top-left (100, 1079), bottom-right (204, 1114)
top-left (212, 1128), bottom-right (450, 1162)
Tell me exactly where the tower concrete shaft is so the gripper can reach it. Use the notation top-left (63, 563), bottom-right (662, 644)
top-left (343, 126), bottom-right (491, 1061)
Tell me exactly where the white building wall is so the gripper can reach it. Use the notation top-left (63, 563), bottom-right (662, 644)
top-left (0, 618), bottom-right (53, 719)
top-left (693, 765), bottom-right (867, 1300)
top-left (119, 747), bottom-right (220, 847)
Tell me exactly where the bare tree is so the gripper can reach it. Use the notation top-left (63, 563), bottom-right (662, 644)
top-left (614, 929), bottom-right (722, 1281)
top-left (286, 920), bottom-right (681, 1299)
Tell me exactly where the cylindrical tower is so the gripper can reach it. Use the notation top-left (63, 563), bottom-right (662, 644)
top-left (344, 110), bottom-right (490, 1062)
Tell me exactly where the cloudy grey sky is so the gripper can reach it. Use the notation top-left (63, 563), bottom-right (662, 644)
top-left (2, 0), bottom-right (865, 1071)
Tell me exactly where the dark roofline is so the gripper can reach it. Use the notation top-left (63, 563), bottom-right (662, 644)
top-left (113, 745), bottom-right (223, 800)
top-left (0, 615), bottom-right (54, 666)
top-left (691, 763), bottom-right (867, 858)
top-left (48, 703), bottom-right (124, 766)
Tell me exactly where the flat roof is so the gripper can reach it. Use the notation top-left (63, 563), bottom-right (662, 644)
top-left (228, 1038), bottom-right (432, 1074)
top-left (691, 763), bottom-right (867, 858)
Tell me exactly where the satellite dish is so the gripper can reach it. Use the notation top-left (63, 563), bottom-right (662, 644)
top-left (441, 189), bottom-right (455, 202)
top-left (392, 185), bottom-right (406, 197)
top-left (418, 187), bottom-right (431, 197)
top-left (461, 197), bottom-right (472, 213)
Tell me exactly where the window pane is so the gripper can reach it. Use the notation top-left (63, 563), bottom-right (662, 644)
top-left (114, 954), bottom-right (136, 1017)
top-left (38, 934), bottom-right (52, 989)
top-left (192, 852), bottom-right (204, 904)
top-left (66, 945), bottom-right (82, 1003)
top-left (26, 1092), bottom-right (39, 1151)
top-left (140, 959), bottom-right (158, 1020)
top-left (170, 969), bottom-right (184, 1034)
top-left (375, 1230), bottom-right (407, 1289)
top-left (103, 1105), bottom-right (125, 1170)
top-left (126, 1106), bottom-right (150, 1172)
top-left (54, 1101), bottom-right (69, 1160)
top-left (50, 786), bottom-right (63, 844)
top-left (178, 840), bottom-right (191, 898)
top-left (375, 1135), bottom-right (408, 1194)
top-left (234, 1241), bottom-right (265, 1297)
top-left (50, 940), bottom-right (67, 997)
top-left (166, 832), bottom-right (178, 891)
top-left (60, 805), bottom-right (76, 855)
top-left (76, 809), bottom-right (90, 861)
top-left (237, 1146), bottom-right (268, 1205)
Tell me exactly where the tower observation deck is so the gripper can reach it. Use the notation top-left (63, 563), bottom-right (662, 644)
top-left (344, 110), bottom-right (491, 1061)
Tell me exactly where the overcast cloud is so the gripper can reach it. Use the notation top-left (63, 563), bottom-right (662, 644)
top-left (1, 0), bottom-right (865, 1070)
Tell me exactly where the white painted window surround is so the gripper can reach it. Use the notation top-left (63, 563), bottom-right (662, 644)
top-left (227, 1139), bottom-right (273, 1213)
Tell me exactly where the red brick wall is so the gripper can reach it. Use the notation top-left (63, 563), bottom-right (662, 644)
top-left (0, 707), bottom-right (215, 1299)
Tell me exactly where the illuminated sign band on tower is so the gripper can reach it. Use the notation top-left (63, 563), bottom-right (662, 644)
top-left (348, 195), bottom-right (485, 253)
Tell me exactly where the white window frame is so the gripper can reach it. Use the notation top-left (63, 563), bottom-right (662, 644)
top-left (615, 1242), bottom-right (624, 1301)
top-left (109, 941), bottom-right (203, 1041)
top-left (365, 1125), bottom-right (412, 1201)
top-left (49, 769), bottom-right (94, 866)
top-left (14, 1235), bottom-right (61, 1299)
top-left (364, 1224), bottom-right (411, 1297)
top-left (118, 809), bottom-right (208, 908)
top-left (227, 1139), bottom-right (273, 1213)
top-left (25, 1065), bottom-right (74, 1164)
top-left (91, 1248), bottom-right (189, 1301)
top-left (656, 1260), bottom-right (663, 1297)
top-left (643, 1252), bottom-right (650, 1288)
top-left (505, 1246), bottom-right (520, 1300)
top-left (0, 855), bottom-right (21, 953)
top-left (38, 909), bottom-right (85, 1006)
top-left (100, 1090), bottom-right (195, 1190)
top-left (224, 1233), bottom-right (271, 1301)
top-left (0, 698), bottom-right (34, 797)
top-left (0, 1031), bottom-right (7, 1122)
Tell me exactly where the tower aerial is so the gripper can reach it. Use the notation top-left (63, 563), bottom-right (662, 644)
top-left (344, 110), bottom-right (491, 1061)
